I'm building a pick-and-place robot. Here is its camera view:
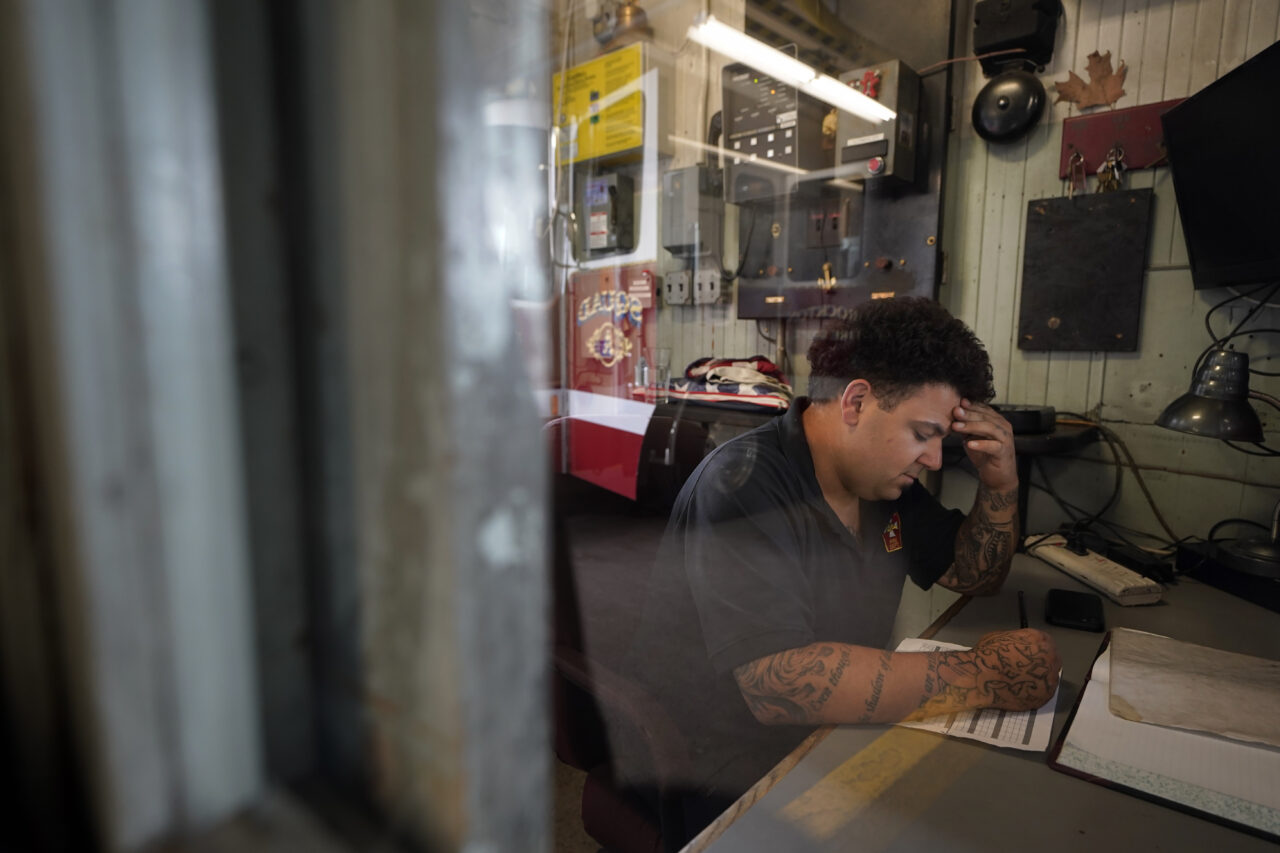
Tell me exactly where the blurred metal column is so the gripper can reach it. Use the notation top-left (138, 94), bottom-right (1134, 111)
top-left (323, 0), bottom-right (551, 849)
top-left (441, 1), bottom-right (553, 849)
top-left (10, 0), bottom-right (262, 848)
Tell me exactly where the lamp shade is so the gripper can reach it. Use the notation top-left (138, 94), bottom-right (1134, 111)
top-left (1155, 349), bottom-right (1264, 441)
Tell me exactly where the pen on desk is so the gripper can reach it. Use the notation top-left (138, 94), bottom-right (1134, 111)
top-left (1018, 590), bottom-right (1028, 629)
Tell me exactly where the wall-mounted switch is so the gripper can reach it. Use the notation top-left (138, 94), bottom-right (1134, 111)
top-left (693, 268), bottom-right (725, 304)
top-left (664, 270), bottom-right (691, 305)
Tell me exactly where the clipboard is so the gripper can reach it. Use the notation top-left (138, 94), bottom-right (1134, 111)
top-left (1048, 632), bottom-right (1280, 842)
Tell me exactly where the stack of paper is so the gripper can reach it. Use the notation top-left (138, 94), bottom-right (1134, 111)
top-left (1051, 628), bottom-right (1280, 838)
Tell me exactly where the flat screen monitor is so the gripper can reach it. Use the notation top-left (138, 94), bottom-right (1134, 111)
top-left (1161, 41), bottom-right (1280, 290)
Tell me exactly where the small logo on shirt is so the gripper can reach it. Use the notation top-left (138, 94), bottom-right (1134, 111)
top-left (882, 512), bottom-right (903, 552)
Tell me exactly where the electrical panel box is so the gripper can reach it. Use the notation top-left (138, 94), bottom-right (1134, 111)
top-left (732, 0), bottom-right (952, 319)
top-left (835, 60), bottom-right (921, 185)
top-left (722, 62), bottom-right (831, 203)
top-left (662, 165), bottom-right (724, 258)
top-left (551, 42), bottom-right (673, 166)
top-left (580, 173), bottom-right (635, 254)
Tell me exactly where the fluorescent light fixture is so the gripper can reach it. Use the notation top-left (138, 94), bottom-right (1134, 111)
top-left (687, 13), bottom-right (896, 124)
top-left (805, 73), bottom-right (896, 122)
top-left (668, 134), bottom-right (808, 176)
top-left (687, 14), bottom-right (813, 86)
top-left (668, 135), bottom-right (866, 192)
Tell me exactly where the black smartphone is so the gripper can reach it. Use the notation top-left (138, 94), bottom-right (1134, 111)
top-left (1044, 588), bottom-right (1105, 632)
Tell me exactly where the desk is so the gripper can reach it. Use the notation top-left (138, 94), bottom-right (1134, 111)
top-left (685, 554), bottom-right (1280, 852)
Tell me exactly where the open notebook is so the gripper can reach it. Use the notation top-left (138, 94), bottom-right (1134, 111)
top-left (1049, 630), bottom-right (1280, 840)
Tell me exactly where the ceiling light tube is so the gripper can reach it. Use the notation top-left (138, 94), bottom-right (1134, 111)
top-left (803, 73), bottom-right (897, 123)
top-left (687, 13), bottom-right (815, 86)
top-left (687, 13), bottom-right (896, 124)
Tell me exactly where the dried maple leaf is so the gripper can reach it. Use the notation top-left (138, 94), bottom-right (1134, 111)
top-left (1053, 50), bottom-right (1127, 109)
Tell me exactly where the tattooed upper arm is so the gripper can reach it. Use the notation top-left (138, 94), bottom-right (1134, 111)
top-left (732, 644), bottom-right (852, 725)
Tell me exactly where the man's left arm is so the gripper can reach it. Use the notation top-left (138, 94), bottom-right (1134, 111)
top-left (936, 401), bottom-right (1019, 595)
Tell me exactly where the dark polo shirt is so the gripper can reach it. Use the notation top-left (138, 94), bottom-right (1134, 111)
top-left (623, 397), bottom-right (965, 800)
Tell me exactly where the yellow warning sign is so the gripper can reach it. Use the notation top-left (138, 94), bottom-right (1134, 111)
top-left (552, 43), bottom-right (645, 165)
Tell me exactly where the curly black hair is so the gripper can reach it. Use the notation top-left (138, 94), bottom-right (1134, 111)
top-left (806, 297), bottom-right (994, 407)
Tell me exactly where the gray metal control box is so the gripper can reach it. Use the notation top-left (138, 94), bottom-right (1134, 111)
top-left (662, 165), bottom-right (724, 259)
top-left (835, 60), bottom-right (921, 185)
top-left (722, 63), bottom-right (829, 203)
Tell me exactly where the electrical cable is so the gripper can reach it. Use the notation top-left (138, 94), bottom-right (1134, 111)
top-left (1226, 280), bottom-right (1280, 310)
top-left (1202, 281), bottom-right (1276, 344)
top-left (707, 110), bottom-right (722, 148)
top-left (1224, 440), bottom-right (1280, 457)
top-left (1087, 426), bottom-right (1125, 521)
top-left (946, 435), bottom-right (1174, 555)
top-left (1030, 454), bottom-right (1147, 552)
top-left (1036, 415), bottom-right (1123, 527)
top-left (776, 318), bottom-right (789, 377)
top-left (944, 454), bottom-right (1130, 553)
top-left (1225, 282), bottom-right (1279, 336)
top-left (1100, 426), bottom-right (1179, 542)
top-left (1208, 517), bottom-right (1270, 541)
top-left (917, 47), bottom-right (1028, 77)
top-left (1189, 323), bottom-right (1280, 454)
top-left (1031, 456), bottom-right (1081, 522)
top-left (1024, 464), bottom-right (1176, 553)
top-left (1250, 352), bottom-right (1280, 378)
top-left (1192, 328), bottom-right (1280, 376)
top-left (1193, 276), bottom-right (1280, 389)
top-left (722, 205), bottom-right (757, 282)
top-left (1242, 348), bottom-right (1280, 375)
top-left (1056, 414), bottom-right (1182, 542)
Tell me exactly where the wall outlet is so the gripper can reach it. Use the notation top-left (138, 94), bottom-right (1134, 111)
top-left (663, 271), bottom-right (691, 305)
top-left (692, 268), bottom-right (724, 304)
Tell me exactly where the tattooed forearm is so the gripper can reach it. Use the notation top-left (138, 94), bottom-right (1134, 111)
top-left (982, 484), bottom-right (1019, 513)
top-left (828, 649), bottom-right (850, 686)
top-left (944, 484), bottom-right (1018, 594)
top-left (733, 645), bottom-right (851, 724)
top-left (735, 632), bottom-right (1058, 727)
top-left (910, 630), bottom-right (1059, 720)
top-left (918, 654), bottom-right (939, 707)
top-left (855, 651), bottom-right (893, 723)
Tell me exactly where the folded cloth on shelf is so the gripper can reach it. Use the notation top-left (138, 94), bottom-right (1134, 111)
top-left (668, 355), bottom-right (793, 412)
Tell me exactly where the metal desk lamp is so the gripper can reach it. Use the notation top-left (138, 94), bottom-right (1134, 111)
top-left (1156, 349), bottom-right (1280, 577)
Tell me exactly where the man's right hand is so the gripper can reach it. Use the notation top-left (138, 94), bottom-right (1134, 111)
top-left (937, 628), bottom-right (1061, 712)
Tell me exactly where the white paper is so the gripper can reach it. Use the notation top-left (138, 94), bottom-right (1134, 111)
top-left (1108, 627), bottom-right (1280, 748)
top-left (1055, 646), bottom-right (1280, 835)
top-left (891, 637), bottom-right (1058, 752)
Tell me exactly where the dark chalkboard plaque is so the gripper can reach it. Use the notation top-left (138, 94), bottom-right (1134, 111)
top-left (1017, 189), bottom-right (1153, 351)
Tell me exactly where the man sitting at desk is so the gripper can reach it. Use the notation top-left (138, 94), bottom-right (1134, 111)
top-left (623, 297), bottom-right (1061, 847)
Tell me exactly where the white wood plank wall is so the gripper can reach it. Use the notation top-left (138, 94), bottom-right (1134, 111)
top-left (942, 0), bottom-right (1279, 545)
top-left (644, 1), bottom-right (786, 374)
top-left (553, 0), bottom-right (1279, 543)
